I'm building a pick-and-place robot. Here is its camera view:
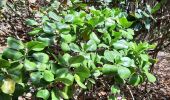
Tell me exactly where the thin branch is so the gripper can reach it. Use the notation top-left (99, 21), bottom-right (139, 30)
top-left (126, 85), bottom-right (135, 100)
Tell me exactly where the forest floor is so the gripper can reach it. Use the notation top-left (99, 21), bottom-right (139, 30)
top-left (149, 52), bottom-right (170, 99)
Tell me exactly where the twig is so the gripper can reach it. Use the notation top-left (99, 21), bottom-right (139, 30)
top-left (126, 85), bottom-right (135, 100)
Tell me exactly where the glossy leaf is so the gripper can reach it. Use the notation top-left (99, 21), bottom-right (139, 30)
top-left (75, 66), bottom-right (90, 80)
top-left (129, 74), bottom-right (141, 86)
top-left (102, 64), bottom-right (118, 74)
top-left (25, 19), bottom-right (38, 26)
top-left (7, 37), bottom-right (24, 50)
top-left (146, 72), bottom-right (156, 83)
top-left (28, 28), bottom-right (41, 35)
top-left (121, 57), bottom-right (133, 67)
top-left (69, 55), bottom-right (85, 64)
top-left (27, 41), bottom-right (47, 51)
top-left (113, 40), bottom-right (128, 49)
top-left (118, 67), bottom-right (131, 79)
top-left (33, 53), bottom-right (49, 63)
top-left (24, 59), bottom-right (37, 71)
top-left (74, 74), bottom-right (87, 89)
top-left (30, 72), bottom-right (43, 83)
top-left (43, 70), bottom-right (54, 82)
top-left (61, 42), bottom-right (70, 52)
top-left (37, 89), bottom-right (50, 100)
top-left (2, 48), bottom-right (23, 60)
top-left (117, 17), bottom-right (133, 28)
top-left (48, 11), bottom-right (61, 21)
top-left (69, 43), bottom-right (81, 52)
top-left (104, 50), bottom-right (118, 63)
top-left (90, 32), bottom-right (100, 44)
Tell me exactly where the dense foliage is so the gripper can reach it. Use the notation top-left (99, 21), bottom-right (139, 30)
top-left (0, 0), bottom-right (161, 99)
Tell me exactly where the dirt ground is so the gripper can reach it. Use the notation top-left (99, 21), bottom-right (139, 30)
top-left (151, 52), bottom-right (170, 99)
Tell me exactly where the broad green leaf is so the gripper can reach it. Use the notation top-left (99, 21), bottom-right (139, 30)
top-left (43, 70), bottom-right (54, 82)
top-left (102, 64), bottom-right (118, 74)
top-left (61, 34), bottom-right (75, 43)
top-left (86, 40), bottom-right (97, 51)
top-left (69, 43), bottom-right (81, 52)
top-left (118, 67), bottom-right (131, 79)
top-left (55, 68), bottom-right (74, 85)
top-left (113, 40), bottom-right (128, 49)
top-left (90, 32), bottom-right (100, 44)
top-left (24, 59), bottom-right (37, 71)
top-left (128, 74), bottom-right (141, 86)
top-left (48, 11), bottom-right (61, 21)
top-left (103, 32), bottom-right (111, 44)
top-left (74, 74), bottom-right (87, 89)
top-left (37, 36), bottom-right (54, 46)
top-left (36, 63), bottom-right (48, 71)
top-left (8, 62), bottom-right (23, 72)
top-left (43, 22), bottom-right (56, 34)
top-left (73, 17), bottom-right (84, 26)
top-left (117, 17), bottom-right (133, 28)
top-left (27, 41), bottom-right (47, 51)
top-left (56, 22), bottom-right (70, 33)
top-left (33, 53), bottom-right (49, 63)
top-left (59, 90), bottom-right (69, 99)
top-left (37, 89), bottom-right (50, 100)
top-left (30, 72), bottom-right (43, 83)
top-left (25, 19), bottom-right (38, 26)
top-left (104, 50), bottom-right (118, 63)
top-left (51, 90), bottom-right (60, 100)
top-left (2, 48), bottom-right (23, 60)
top-left (65, 14), bottom-right (74, 22)
top-left (9, 70), bottom-right (22, 83)
top-left (121, 57), bottom-right (133, 67)
top-left (120, 29), bottom-right (134, 40)
top-left (55, 68), bottom-right (69, 77)
top-left (28, 28), bottom-right (41, 35)
top-left (88, 17), bottom-right (100, 27)
top-left (62, 53), bottom-right (71, 64)
top-left (105, 18), bottom-right (115, 28)
top-left (111, 85), bottom-right (120, 94)
top-left (56, 73), bottom-right (74, 86)
top-left (7, 37), bottom-right (24, 50)
top-left (75, 66), bottom-right (90, 80)
top-left (140, 54), bottom-right (149, 61)
top-left (1, 79), bottom-right (15, 94)
top-left (0, 59), bottom-right (10, 68)
top-left (42, 16), bottom-right (50, 23)
top-left (68, 55), bottom-right (84, 64)
top-left (61, 42), bottom-right (70, 52)
top-left (146, 72), bottom-right (156, 83)
top-left (151, 3), bottom-right (161, 14)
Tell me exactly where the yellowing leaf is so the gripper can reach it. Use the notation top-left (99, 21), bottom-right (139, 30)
top-left (1, 79), bottom-right (15, 94)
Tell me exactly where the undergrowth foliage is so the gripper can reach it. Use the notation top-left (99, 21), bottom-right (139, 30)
top-left (0, 1), bottom-right (156, 99)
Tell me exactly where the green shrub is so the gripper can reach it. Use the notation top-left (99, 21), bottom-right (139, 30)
top-left (0, 1), bottom-right (156, 99)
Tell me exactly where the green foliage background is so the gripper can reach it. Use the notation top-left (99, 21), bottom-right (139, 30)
top-left (0, 0), bottom-right (168, 99)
